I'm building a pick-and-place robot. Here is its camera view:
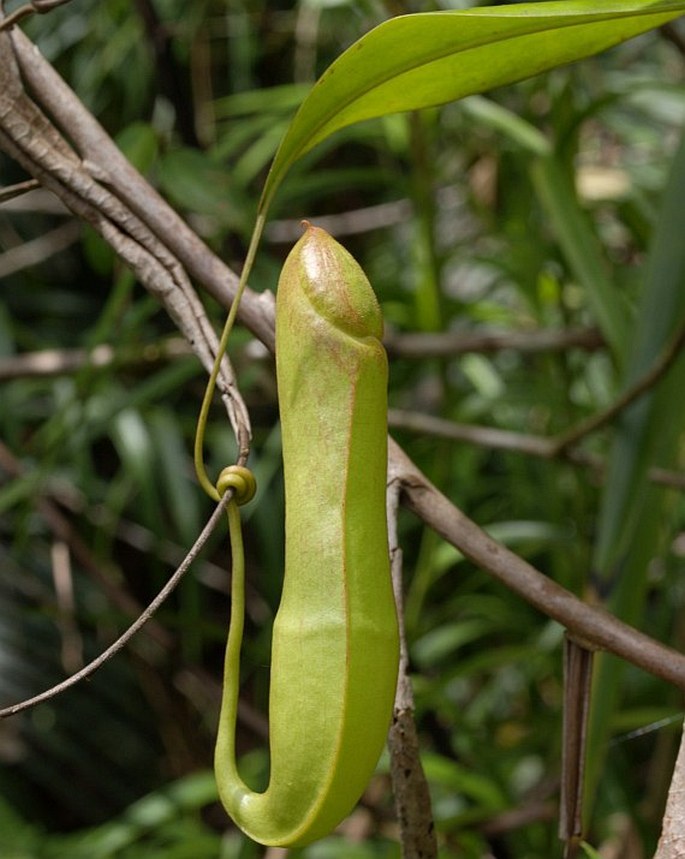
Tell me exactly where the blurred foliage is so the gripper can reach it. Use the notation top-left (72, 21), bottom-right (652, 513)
top-left (1, 0), bottom-right (684, 857)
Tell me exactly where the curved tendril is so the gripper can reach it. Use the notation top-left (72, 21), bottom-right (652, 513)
top-left (194, 214), bottom-right (267, 499)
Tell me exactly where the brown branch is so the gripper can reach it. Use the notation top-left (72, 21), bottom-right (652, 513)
top-left (49, 539), bottom-right (83, 674)
top-left (389, 408), bottom-right (558, 458)
top-left (265, 184), bottom-right (470, 243)
top-left (387, 408), bottom-right (685, 490)
top-left (480, 800), bottom-right (557, 836)
top-left (8, 27), bottom-right (275, 351)
top-left (0, 0), bottom-right (71, 32)
top-left (389, 437), bottom-right (685, 690)
top-left (559, 638), bottom-right (593, 855)
top-left (0, 185), bottom-right (69, 213)
top-left (0, 338), bottom-right (191, 381)
top-left (386, 326), bottom-right (605, 359)
top-left (0, 28), bottom-right (251, 461)
top-left (648, 468), bottom-right (685, 491)
top-left (266, 198), bottom-right (413, 242)
top-left (389, 316), bottom-right (685, 477)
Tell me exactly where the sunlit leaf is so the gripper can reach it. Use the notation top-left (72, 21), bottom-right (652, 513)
top-left (260, 0), bottom-right (685, 212)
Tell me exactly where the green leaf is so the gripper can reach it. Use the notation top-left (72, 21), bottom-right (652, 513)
top-left (594, 127), bottom-right (685, 579)
top-left (531, 154), bottom-right (632, 356)
top-left (412, 619), bottom-right (493, 668)
top-left (149, 410), bottom-right (200, 546)
top-left (213, 83), bottom-right (311, 119)
top-left (460, 95), bottom-right (550, 157)
top-left (579, 842), bottom-right (604, 859)
top-left (260, 0), bottom-right (685, 212)
top-left (111, 409), bottom-right (161, 533)
top-left (447, 97), bottom-right (632, 354)
top-left (115, 121), bottom-right (158, 174)
top-left (157, 148), bottom-right (243, 229)
top-left (421, 752), bottom-right (508, 811)
top-left (585, 127), bottom-right (685, 808)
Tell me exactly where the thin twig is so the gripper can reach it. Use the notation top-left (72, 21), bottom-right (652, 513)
top-left (0, 220), bottom-right (80, 278)
top-left (389, 408), bottom-right (557, 457)
top-left (0, 186), bottom-right (67, 214)
top-left (0, 438), bottom-right (175, 651)
top-left (552, 318), bottom-right (685, 454)
top-left (0, 177), bottom-right (40, 201)
top-left (387, 408), bottom-right (685, 490)
top-left (266, 199), bottom-right (413, 242)
top-left (385, 326), bottom-right (604, 358)
top-left (559, 638), bottom-right (593, 855)
top-left (386, 475), bottom-right (438, 859)
top-left (0, 442), bottom-right (267, 735)
top-left (480, 801), bottom-right (557, 836)
top-left (0, 0), bottom-right (71, 32)
top-left (0, 494), bottom-right (229, 718)
top-left (654, 719), bottom-right (685, 858)
top-left (49, 539), bottom-right (84, 674)
top-left (390, 317), bottom-right (684, 460)
top-left (266, 184), bottom-right (471, 243)
top-left (0, 338), bottom-right (191, 381)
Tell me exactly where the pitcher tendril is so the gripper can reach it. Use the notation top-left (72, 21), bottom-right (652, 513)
top-left (194, 213), bottom-right (267, 499)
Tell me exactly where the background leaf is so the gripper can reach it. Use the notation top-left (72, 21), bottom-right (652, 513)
top-left (585, 127), bottom-right (685, 805)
